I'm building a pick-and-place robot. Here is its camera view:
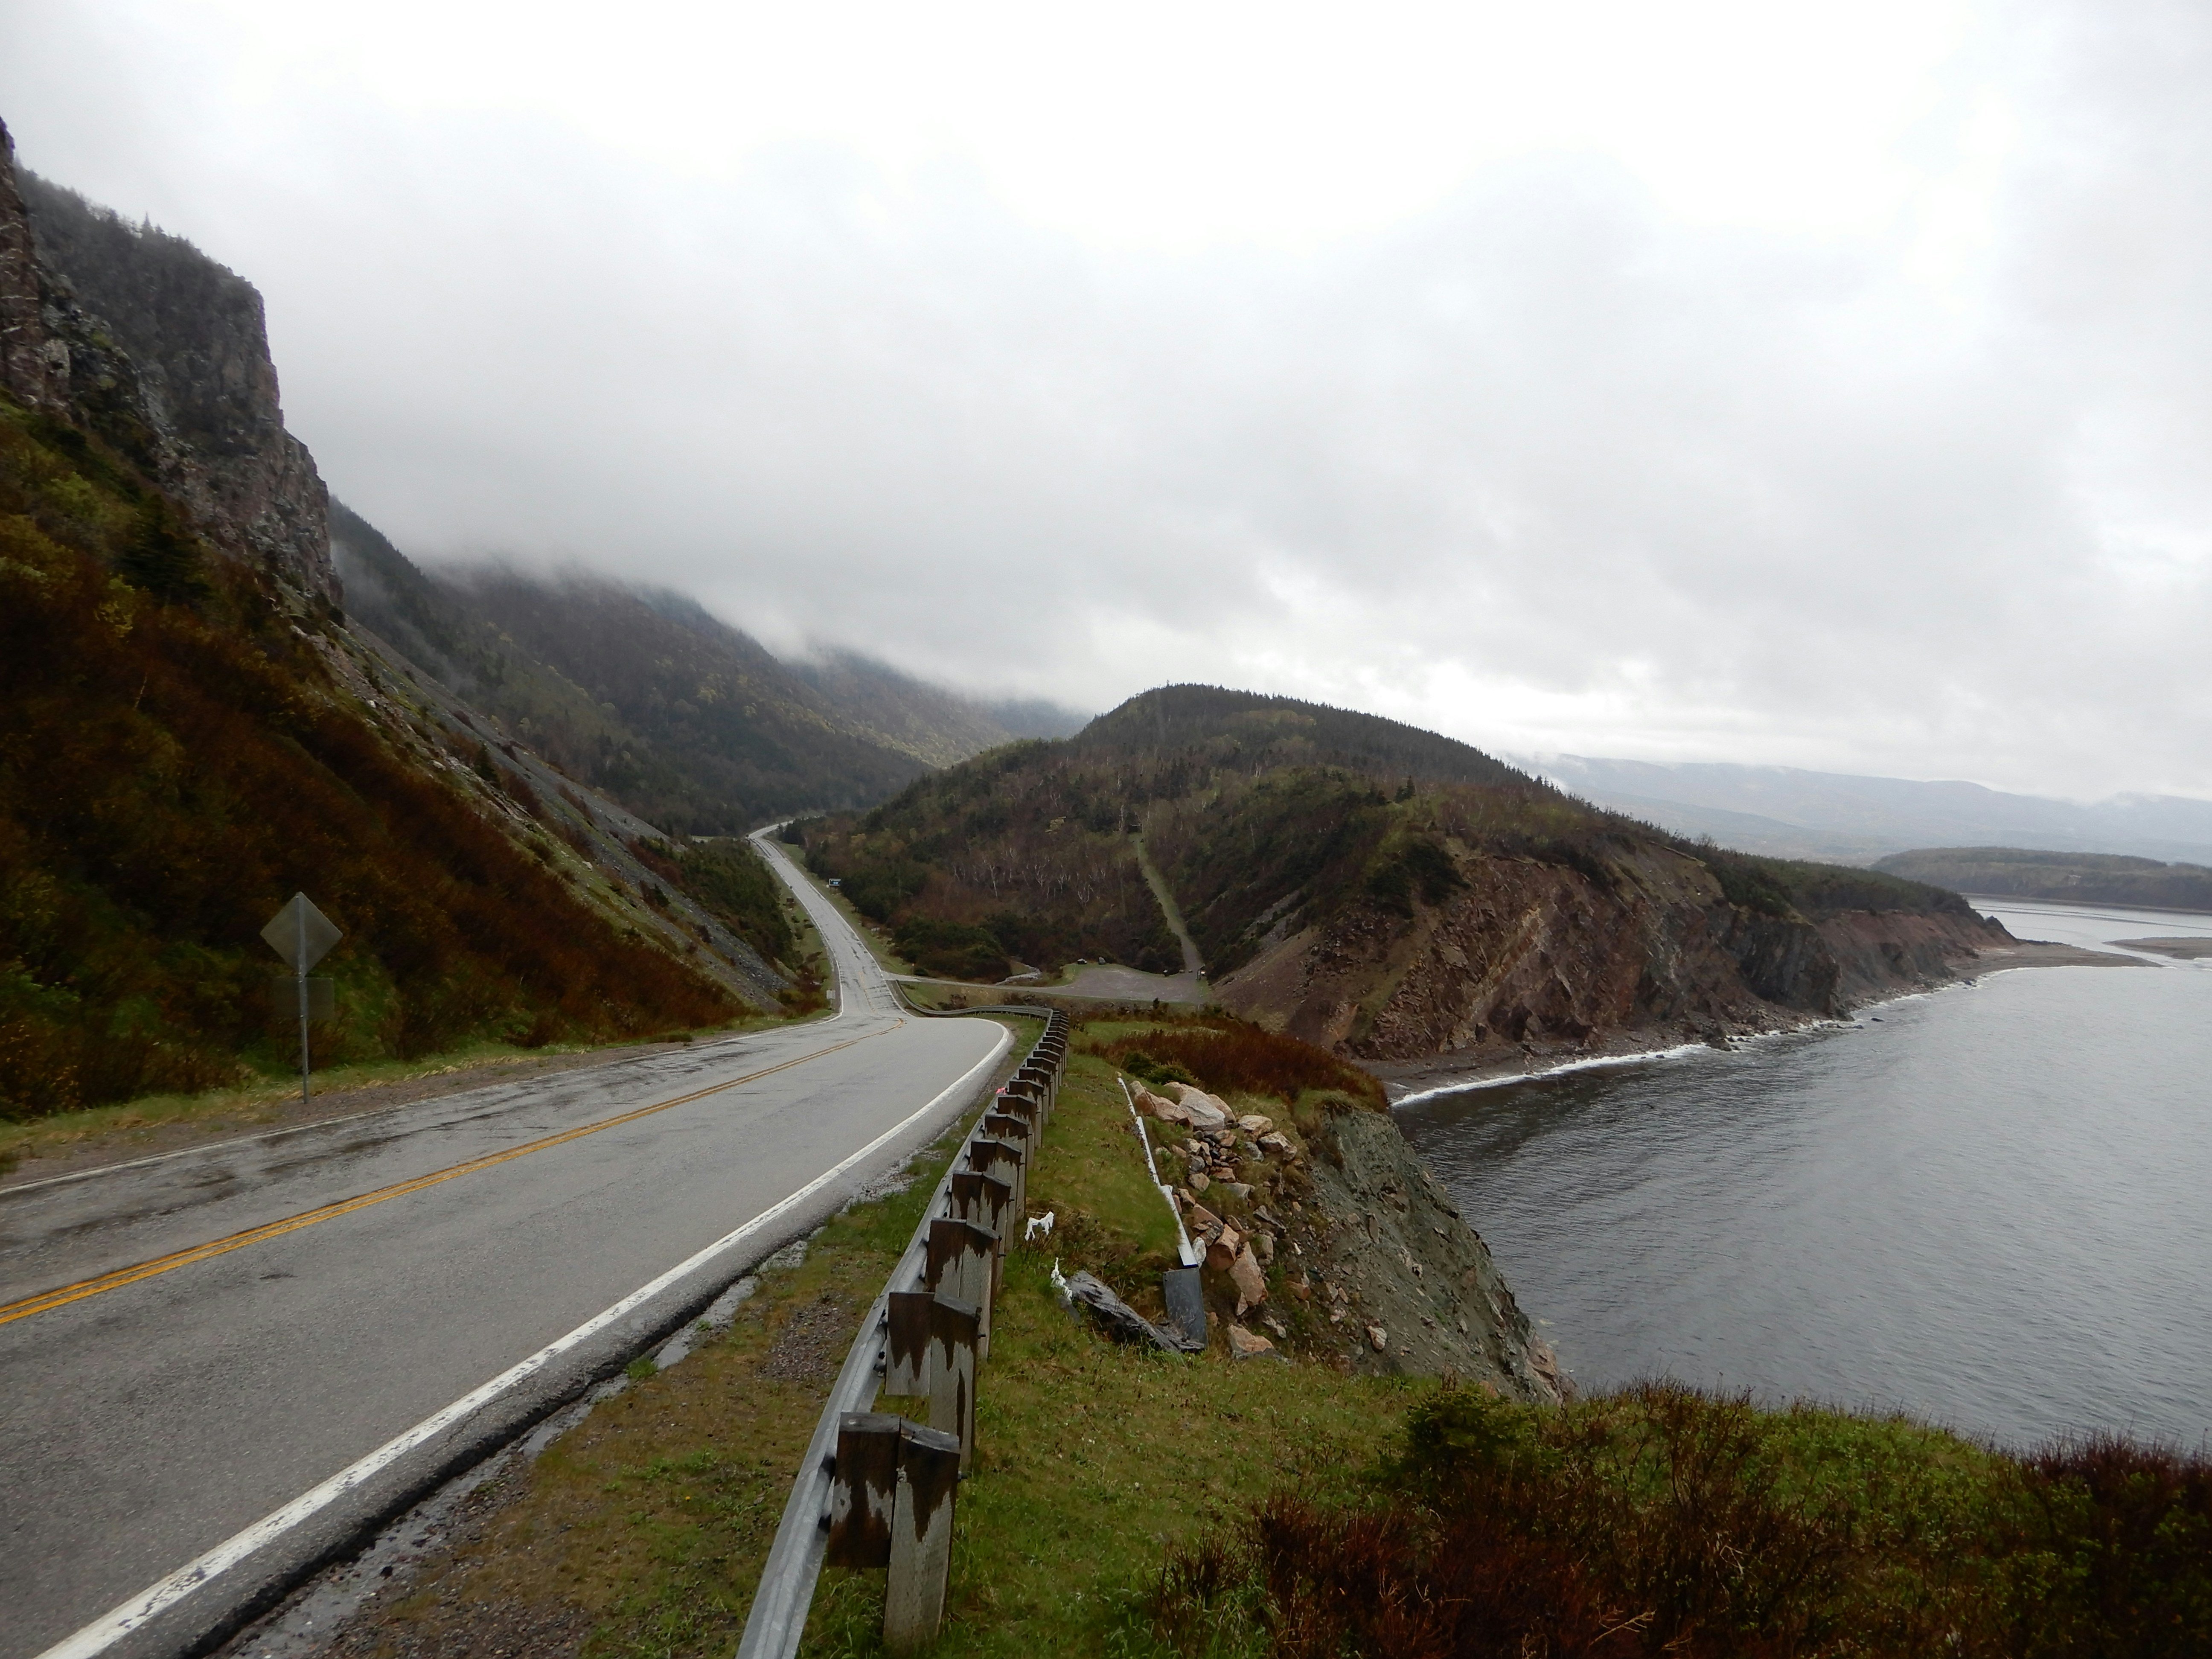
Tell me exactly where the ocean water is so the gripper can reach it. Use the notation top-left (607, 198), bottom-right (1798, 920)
top-left (1396, 899), bottom-right (2212, 1452)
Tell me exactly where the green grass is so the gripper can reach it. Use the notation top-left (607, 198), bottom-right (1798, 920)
top-left (320, 1014), bottom-right (1042, 1659)
top-left (797, 1048), bottom-right (1422, 1657)
top-left (802, 1042), bottom-right (2212, 1659)
top-left (298, 1017), bottom-right (2212, 1657)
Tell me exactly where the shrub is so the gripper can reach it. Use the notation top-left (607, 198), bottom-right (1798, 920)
top-left (891, 917), bottom-right (1008, 981)
top-left (1155, 1384), bottom-right (2212, 1657)
top-left (1089, 1016), bottom-right (1385, 1108)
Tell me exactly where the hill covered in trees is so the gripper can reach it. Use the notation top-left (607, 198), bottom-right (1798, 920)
top-left (332, 508), bottom-right (1083, 836)
top-left (0, 121), bottom-right (796, 1118)
top-left (1874, 847), bottom-right (2212, 912)
top-left (800, 686), bottom-right (2002, 1062)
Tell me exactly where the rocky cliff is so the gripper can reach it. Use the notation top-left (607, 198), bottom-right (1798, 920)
top-left (1220, 837), bottom-right (2008, 1064)
top-left (0, 119), bottom-right (334, 601)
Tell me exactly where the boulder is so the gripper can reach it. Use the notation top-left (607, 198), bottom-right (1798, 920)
top-left (1366, 1324), bottom-right (1389, 1353)
top-left (1252, 1231), bottom-right (1275, 1264)
top-left (1205, 1225), bottom-right (1243, 1272)
top-left (1257, 1132), bottom-right (1299, 1161)
top-left (1136, 1086), bottom-right (1192, 1124)
top-left (1187, 1169), bottom-right (1210, 1192)
top-left (1182, 1200), bottom-right (1222, 1236)
top-left (1218, 1182), bottom-right (1254, 1200)
top-left (1237, 1114), bottom-right (1275, 1135)
top-left (1167, 1083), bottom-right (1230, 1129)
top-left (1064, 1271), bottom-right (1182, 1351)
top-left (1231, 1245), bottom-right (1268, 1314)
top-left (1226, 1324), bottom-right (1276, 1360)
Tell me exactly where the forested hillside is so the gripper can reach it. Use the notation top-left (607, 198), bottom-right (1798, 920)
top-left (801, 686), bottom-right (2005, 1061)
top-left (0, 121), bottom-right (774, 1118)
top-left (1874, 847), bottom-right (2212, 911)
top-left (333, 508), bottom-right (1081, 833)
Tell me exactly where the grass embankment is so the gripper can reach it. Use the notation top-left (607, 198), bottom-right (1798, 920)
top-left (801, 1038), bottom-right (1422, 1656)
top-left (816, 1020), bottom-right (2212, 1657)
top-left (1150, 1385), bottom-right (2212, 1656)
top-left (309, 1012), bottom-right (2212, 1658)
top-left (308, 1017), bottom-right (1039, 1659)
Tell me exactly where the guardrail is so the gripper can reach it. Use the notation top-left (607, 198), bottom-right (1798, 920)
top-left (735, 1007), bottom-right (1069, 1658)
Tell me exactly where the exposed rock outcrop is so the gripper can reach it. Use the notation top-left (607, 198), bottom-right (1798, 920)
top-left (1299, 1105), bottom-right (1570, 1398)
top-left (0, 118), bottom-right (335, 602)
top-left (1220, 838), bottom-right (2008, 1065)
top-left (1145, 1087), bottom-right (1568, 1400)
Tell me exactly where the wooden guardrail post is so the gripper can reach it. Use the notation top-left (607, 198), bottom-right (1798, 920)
top-left (950, 1170), bottom-right (1013, 1301)
top-left (966, 1136), bottom-right (1025, 1243)
top-left (981, 1112), bottom-right (1033, 1219)
top-left (884, 1290), bottom-right (933, 1394)
top-left (926, 1216), bottom-right (996, 1356)
top-left (824, 1412), bottom-right (903, 1570)
top-left (823, 1412), bottom-right (963, 1655)
top-left (1001, 1081), bottom-right (1047, 1131)
top-left (884, 1420), bottom-right (962, 1652)
top-left (925, 1292), bottom-right (981, 1467)
top-left (1013, 1068), bottom-right (1053, 1115)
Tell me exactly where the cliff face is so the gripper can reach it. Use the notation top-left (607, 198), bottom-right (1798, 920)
top-left (1220, 838), bottom-right (2008, 1064)
top-left (1302, 1106), bottom-right (1570, 1397)
top-left (0, 120), bottom-right (334, 601)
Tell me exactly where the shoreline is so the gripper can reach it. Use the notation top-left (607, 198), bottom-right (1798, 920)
top-left (1371, 938), bottom-right (2139, 1106)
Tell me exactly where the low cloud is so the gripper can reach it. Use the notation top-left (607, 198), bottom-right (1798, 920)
top-left (4, 0), bottom-right (2208, 798)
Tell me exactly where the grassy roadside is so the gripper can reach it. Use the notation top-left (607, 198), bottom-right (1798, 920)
top-left (0, 1011), bottom-right (821, 1183)
top-left (804, 1036), bottom-right (2212, 1657)
top-left (295, 1013), bottom-right (2212, 1658)
top-left (298, 1014), bottom-right (1040, 1659)
top-left (798, 1045), bottom-right (1429, 1656)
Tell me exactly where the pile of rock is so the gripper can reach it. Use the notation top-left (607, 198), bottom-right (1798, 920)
top-left (1130, 1080), bottom-right (1230, 1129)
top-left (1133, 1083), bottom-right (1302, 1199)
top-left (1126, 1076), bottom-right (1320, 1361)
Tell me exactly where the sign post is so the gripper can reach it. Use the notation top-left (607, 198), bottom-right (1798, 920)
top-left (261, 893), bottom-right (342, 1108)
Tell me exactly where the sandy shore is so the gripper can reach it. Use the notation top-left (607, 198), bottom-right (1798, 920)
top-left (2111, 937), bottom-right (2212, 960)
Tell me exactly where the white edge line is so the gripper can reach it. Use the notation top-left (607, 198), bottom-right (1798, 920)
top-left (35, 1023), bottom-right (1013, 1659)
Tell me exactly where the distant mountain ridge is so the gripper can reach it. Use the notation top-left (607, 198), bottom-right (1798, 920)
top-left (1521, 755), bottom-right (2212, 867)
top-left (1873, 848), bottom-right (2212, 913)
top-left (333, 507), bottom-right (1086, 834)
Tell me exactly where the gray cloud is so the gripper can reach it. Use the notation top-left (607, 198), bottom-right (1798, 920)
top-left (3, 0), bottom-right (2209, 800)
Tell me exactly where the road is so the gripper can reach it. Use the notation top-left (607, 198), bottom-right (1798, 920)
top-left (0, 831), bottom-right (1010, 1659)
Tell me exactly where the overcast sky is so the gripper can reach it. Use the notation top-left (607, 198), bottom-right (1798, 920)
top-left (5, 1), bottom-right (2208, 800)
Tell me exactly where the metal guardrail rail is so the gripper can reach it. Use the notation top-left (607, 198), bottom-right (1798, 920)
top-left (734, 1007), bottom-right (1068, 1659)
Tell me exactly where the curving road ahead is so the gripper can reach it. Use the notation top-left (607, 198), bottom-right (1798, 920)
top-left (0, 831), bottom-right (1009, 1659)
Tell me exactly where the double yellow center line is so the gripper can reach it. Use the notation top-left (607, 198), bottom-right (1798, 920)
top-left (0, 1030), bottom-right (882, 1328)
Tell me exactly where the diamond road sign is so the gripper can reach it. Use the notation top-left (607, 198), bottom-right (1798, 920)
top-left (262, 892), bottom-right (342, 972)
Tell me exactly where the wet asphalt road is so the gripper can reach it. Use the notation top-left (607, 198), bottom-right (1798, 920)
top-left (0, 834), bottom-right (1010, 1659)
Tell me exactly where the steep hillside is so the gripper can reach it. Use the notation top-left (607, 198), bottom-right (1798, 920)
top-left (0, 120), bottom-right (777, 1118)
top-left (1874, 847), bottom-right (2212, 912)
top-left (333, 511), bottom-right (1062, 832)
top-left (802, 686), bottom-right (2010, 1062)
top-left (16, 166), bottom-right (335, 599)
